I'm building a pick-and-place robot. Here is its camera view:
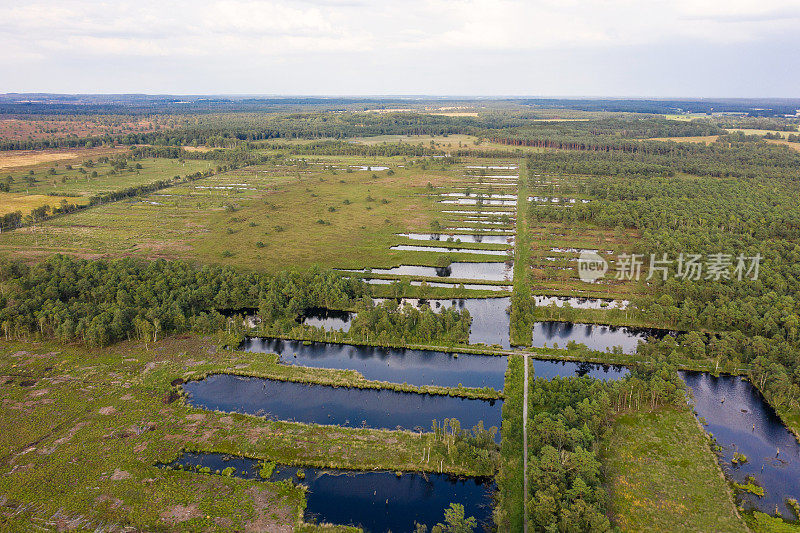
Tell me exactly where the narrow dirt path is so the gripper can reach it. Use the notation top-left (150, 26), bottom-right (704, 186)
top-left (522, 352), bottom-right (529, 533)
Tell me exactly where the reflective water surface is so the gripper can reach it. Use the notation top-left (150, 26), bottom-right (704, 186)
top-left (162, 452), bottom-right (496, 533)
top-left (184, 374), bottom-right (503, 436)
top-left (240, 337), bottom-right (508, 389)
top-left (681, 371), bottom-right (800, 518)
top-left (531, 321), bottom-right (671, 354)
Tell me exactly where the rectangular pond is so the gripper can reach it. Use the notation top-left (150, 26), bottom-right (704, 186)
top-left (162, 452), bottom-right (496, 533)
top-left (390, 245), bottom-right (509, 256)
top-left (465, 165), bottom-right (518, 170)
top-left (183, 375), bottom-right (503, 436)
top-left (362, 278), bottom-right (512, 292)
top-left (440, 199), bottom-right (517, 206)
top-left (363, 262), bottom-right (513, 282)
top-left (531, 321), bottom-right (671, 354)
top-left (680, 371), bottom-right (800, 518)
top-left (442, 210), bottom-right (517, 216)
top-left (446, 227), bottom-right (515, 233)
top-left (241, 337), bottom-right (508, 389)
top-left (440, 193), bottom-right (517, 199)
top-left (301, 308), bottom-right (353, 332)
top-left (241, 337), bottom-right (627, 384)
top-left (397, 233), bottom-right (514, 245)
top-left (533, 295), bottom-right (630, 310)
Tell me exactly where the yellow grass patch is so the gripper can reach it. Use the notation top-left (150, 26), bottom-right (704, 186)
top-left (0, 147), bottom-right (128, 171)
top-left (767, 139), bottom-right (800, 151)
top-left (725, 128), bottom-right (795, 138)
top-left (182, 146), bottom-right (213, 152)
top-left (0, 193), bottom-right (85, 216)
top-left (430, 112), bottom-right (479, 117)
top-left (647, 136), bottom-right (719, 144)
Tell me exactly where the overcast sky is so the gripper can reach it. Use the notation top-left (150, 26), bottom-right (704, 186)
top-left (2, 0), bottom-right (799, 96)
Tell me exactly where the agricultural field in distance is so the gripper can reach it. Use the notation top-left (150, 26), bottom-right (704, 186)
top-left (0, 115), bottom-right (177, 142)
top-left (348, 134), bottom-right (547, 153)
top-left (0, 154), bottom-right (214, 217)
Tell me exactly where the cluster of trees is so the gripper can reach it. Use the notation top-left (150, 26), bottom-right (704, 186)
top-left (348, 299), bottom-right (471, 346)
top-left (490, 117), bottom-right (724, 151)
top-left (523, 139), bottom-right (800, 180)
top-left (0, 254), bottom-right (477, 349)
top-left (129, 145), bottom-right (268, 165)
top-left (285, 140), bottom-right (443, 158)
top-left (711, 116), bottom-right (799, 131)
top-left (0, 257), bottom-right (368, 347)
top-left (496, 355), bottom-right (685, 532)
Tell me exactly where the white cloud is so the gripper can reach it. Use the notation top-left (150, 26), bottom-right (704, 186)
top-left (3, 0), bottom-right (798, 60)
top-left (0, 0), bottom-right (797, 94)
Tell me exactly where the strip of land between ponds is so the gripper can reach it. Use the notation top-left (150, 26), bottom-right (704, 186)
top-left (176, 367), bottom-right (504, 401)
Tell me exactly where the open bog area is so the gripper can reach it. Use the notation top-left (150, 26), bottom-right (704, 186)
top-left (1, 89), bottom-right (799, 531)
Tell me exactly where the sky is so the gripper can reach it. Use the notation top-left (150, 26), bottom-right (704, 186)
top-left (2, 0), bottom-right (799, 97)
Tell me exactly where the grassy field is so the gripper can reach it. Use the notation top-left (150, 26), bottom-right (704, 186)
top-left (0, 192), bottom-right (85, 217)
top-left (2, 157), bottom-right (213, 198)
top-left (602, 407), bottom-right (746, 532)
top-left (0, 156), bottom-right (519, 274)
top-left (0, 334), bottom-right (498, 531)
top-left (0, 154), bottom-right (215, 220)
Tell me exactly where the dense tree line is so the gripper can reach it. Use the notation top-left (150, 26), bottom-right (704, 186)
top-left (490, 117), bottom-right (724, 151)
top-left (283, 140), bottom-right (443, 158)
top-left (0, 112), bottom-right (489, 151)
top-left (523, 140), bottom-right (800, 180)
top-left (527, 154), bottom-right (800, 415)
top-left (0, 256), bottom-right (473, 349)
top-left (711, 116), bottom-right (799, 132)
top-left (0, 257), bottom-right (367, 347)
top-left (496, 355), bottom-right (685, 531)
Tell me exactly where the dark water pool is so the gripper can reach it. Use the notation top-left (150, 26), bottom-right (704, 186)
top-left (184, 375), bottom-right (503, 436)
top-left (162, 452), bottom-right (496, 532)
top-left (532, 321), bottom-right (671, 354)
top-left (301, 308), bottom-right (353, 332)
top-left (240, 337), bottom-right (508, 389)
top-left (680, 371), bottom-right (800, 518)
top-left (240, 337), bottom-right (626, 383)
